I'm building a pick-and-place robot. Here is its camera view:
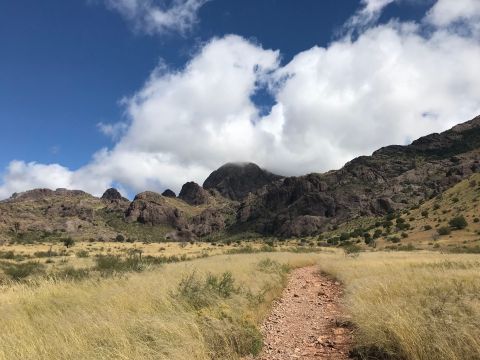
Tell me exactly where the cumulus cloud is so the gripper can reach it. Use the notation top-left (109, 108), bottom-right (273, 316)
top-left (104, 0), bottom-right (209, 35)
top-left (426, 0), bottom-right (480, 27)
top-left (1, 0), bottom-right (480, 199)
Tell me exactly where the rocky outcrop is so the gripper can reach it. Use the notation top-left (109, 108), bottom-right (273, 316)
top-left (125, 191), bottom-right (187, 229)
top-left (203, 162), bottom-right (283, 201)
top-left (162, 189), bottom-right (176, 198)
top-left (190, 207), bottom-right (236, 237)
top-left (238, 115), bottom-right (480, 236)
top-left (101, 188), bottom-right (126, 201)
top-left (178, 182), bottom-right (210, 205)
top-left (7, 188), bottom-right (91, 202)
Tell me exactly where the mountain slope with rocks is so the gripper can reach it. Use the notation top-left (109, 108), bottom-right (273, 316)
top-left (237, 115), bottom-right (480, 236)
top-left (1, 115), bottom-right (480, 242)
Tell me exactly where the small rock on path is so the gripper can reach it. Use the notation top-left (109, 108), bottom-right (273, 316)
top-left (247, 266), bottom-right (353, 360)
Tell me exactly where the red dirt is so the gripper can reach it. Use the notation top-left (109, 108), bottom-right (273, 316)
top-left (249, 266), bottom-right (353, 359)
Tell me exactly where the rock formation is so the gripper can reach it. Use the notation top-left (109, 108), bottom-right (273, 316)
top-left (203, 162), bottom-right (283, 201)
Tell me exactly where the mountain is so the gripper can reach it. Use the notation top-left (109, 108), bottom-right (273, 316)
top-left (1, 115), bottom-right (480, 242)
top-left (203, 162), bottom-right (283, 201)
top-left (237, 115), bottom-right (480, 236)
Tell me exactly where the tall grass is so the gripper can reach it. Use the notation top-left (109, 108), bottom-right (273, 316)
top-left (317, 252), bottom-right (480, 360)
top-left (0, 252), bottom-right (319, 360)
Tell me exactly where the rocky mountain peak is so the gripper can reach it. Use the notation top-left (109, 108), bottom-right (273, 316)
top-left (101, 188), bottom-right (126, 201)
top-left (162, 189), bottom-right (176, 198)
top-left (203, 162), bottom-right (283, 201)
top-left (179, 182), bottom-right (209, 205)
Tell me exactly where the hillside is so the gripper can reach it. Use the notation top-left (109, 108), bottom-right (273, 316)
top-left (1, 115), bottom-right (480, 244)
top-left (238, 115), bottom-right (480, 236)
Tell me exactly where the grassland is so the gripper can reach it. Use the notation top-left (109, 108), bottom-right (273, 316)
top-left (0, 251), bottom-right (321, 360)
top-left (317, 251), bottom-right (480, 360)
top-left (0, 240), bottom-right (479, 360)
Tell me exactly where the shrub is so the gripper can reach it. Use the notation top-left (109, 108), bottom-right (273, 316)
top-left (389, 236), bottom-right (401, 243)
top-left (94, 255), bottom-right (144, 274)
top-left (34, 250), bottom-right (59, 258)
top-left (421, 210), bottom-right (429, 217)
top-left (76, 250), bottom-right (89, 258)
top-left (449, 216), bottom-right (468, 230)
top-left (401, 232), bottom-right (409, 239)
top-left (115, 234), bottom-right (125, 242)
top-left (438, 226), bottom-right (451, 236)
top-left (62, 237), bottom-right (75, 248)
top-left (475, 218), bottom-right (480, 223)
top-left (424, 225), bottom-right (433, 231)
top-left (0, 251), bottom-right (17, 260)
top-left (56, 266), bottom-right (90, 281)
top-left (176, 271), bottom-right (238, 309)
top-left (340, 233), bottom-right (350, 241)
top-left (257, 258), bottom-right (290, 274)
top-left (343, 244), bottom-right (362, 257)
top-left (373, 229), bottom-right (383, 239)
top-left (2, 261), bottom-right (45, 280)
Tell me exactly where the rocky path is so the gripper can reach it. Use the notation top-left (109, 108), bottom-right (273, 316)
top-left (249, 266), bottom-right (353, 359)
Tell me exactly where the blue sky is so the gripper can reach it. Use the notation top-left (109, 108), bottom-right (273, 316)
top-left (0, 0), bottom-right (479, 198)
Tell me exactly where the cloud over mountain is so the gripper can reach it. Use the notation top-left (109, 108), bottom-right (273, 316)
top-left (1, 0), bottom-right (480, 199)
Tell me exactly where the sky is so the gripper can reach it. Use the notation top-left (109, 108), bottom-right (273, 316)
top-left (1, 0), bottom-right (480, 199)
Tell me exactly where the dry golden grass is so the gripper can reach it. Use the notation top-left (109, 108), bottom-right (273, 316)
top-left (317, 251), bottom-right (480, 360)
top-left (1, 240), bottom-right (479, 360)
top-left (0, 252), bottom-right (321, 360)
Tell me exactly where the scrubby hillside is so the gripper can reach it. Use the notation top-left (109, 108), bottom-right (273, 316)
top-left (2, 115), bottom-right (480, 244)
top-left (238, 115), bottom-right (480, 236)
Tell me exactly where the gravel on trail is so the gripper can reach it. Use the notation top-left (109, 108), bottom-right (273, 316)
top-left (248, 266), bottom-right (353, 360)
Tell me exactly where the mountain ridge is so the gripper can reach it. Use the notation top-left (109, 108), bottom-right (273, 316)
top-left (1, 115), bottom-right (479, 242)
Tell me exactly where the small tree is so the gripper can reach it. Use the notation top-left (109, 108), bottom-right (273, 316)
top-left (438, 227), bottom-right (451, 236)
top-left (449, 216), bottom-right (468, 230)
top-left (63, 237), bottom-right (75, 248)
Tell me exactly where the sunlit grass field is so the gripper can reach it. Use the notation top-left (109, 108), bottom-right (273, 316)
top-left (317, 251), bottom-right (480, 360)
top-left (0, 242), bottom-right (478, 360)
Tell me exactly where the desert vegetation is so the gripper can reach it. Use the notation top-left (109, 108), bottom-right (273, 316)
top-left (0, 251), bottom-right (320, 359)
top-left (0, 242), bottom-right (478, 359)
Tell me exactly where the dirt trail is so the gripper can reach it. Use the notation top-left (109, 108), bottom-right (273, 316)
top-left (250, 266), bottom-right (353, 359)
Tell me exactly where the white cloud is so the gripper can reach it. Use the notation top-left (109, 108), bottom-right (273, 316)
top-left (104, 0), bottom-right (209, 35)
top-left (1, 0), bottom-right (480, 199)
top-left (343, 0), bottom-right (396, 34)
top-left (97, 121), bottom-right (128, 140)
top-left (426, 0), bottom-right (480, 27)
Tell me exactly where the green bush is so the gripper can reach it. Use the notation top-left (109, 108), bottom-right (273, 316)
top-left (176, 271), bottom-right (238, 310)
top-left (2, 261), bottom-right (45, 280)
top-left (449, 216), bottom-right (468, 230)
top-left (56, 266), bottom-right (90, 281)
top-left (438, 226), bottom-right (451, 236)
top-left (62, 237), bottom-right (75, 248)
top-left (94, 255), bottom-right (144, 274)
